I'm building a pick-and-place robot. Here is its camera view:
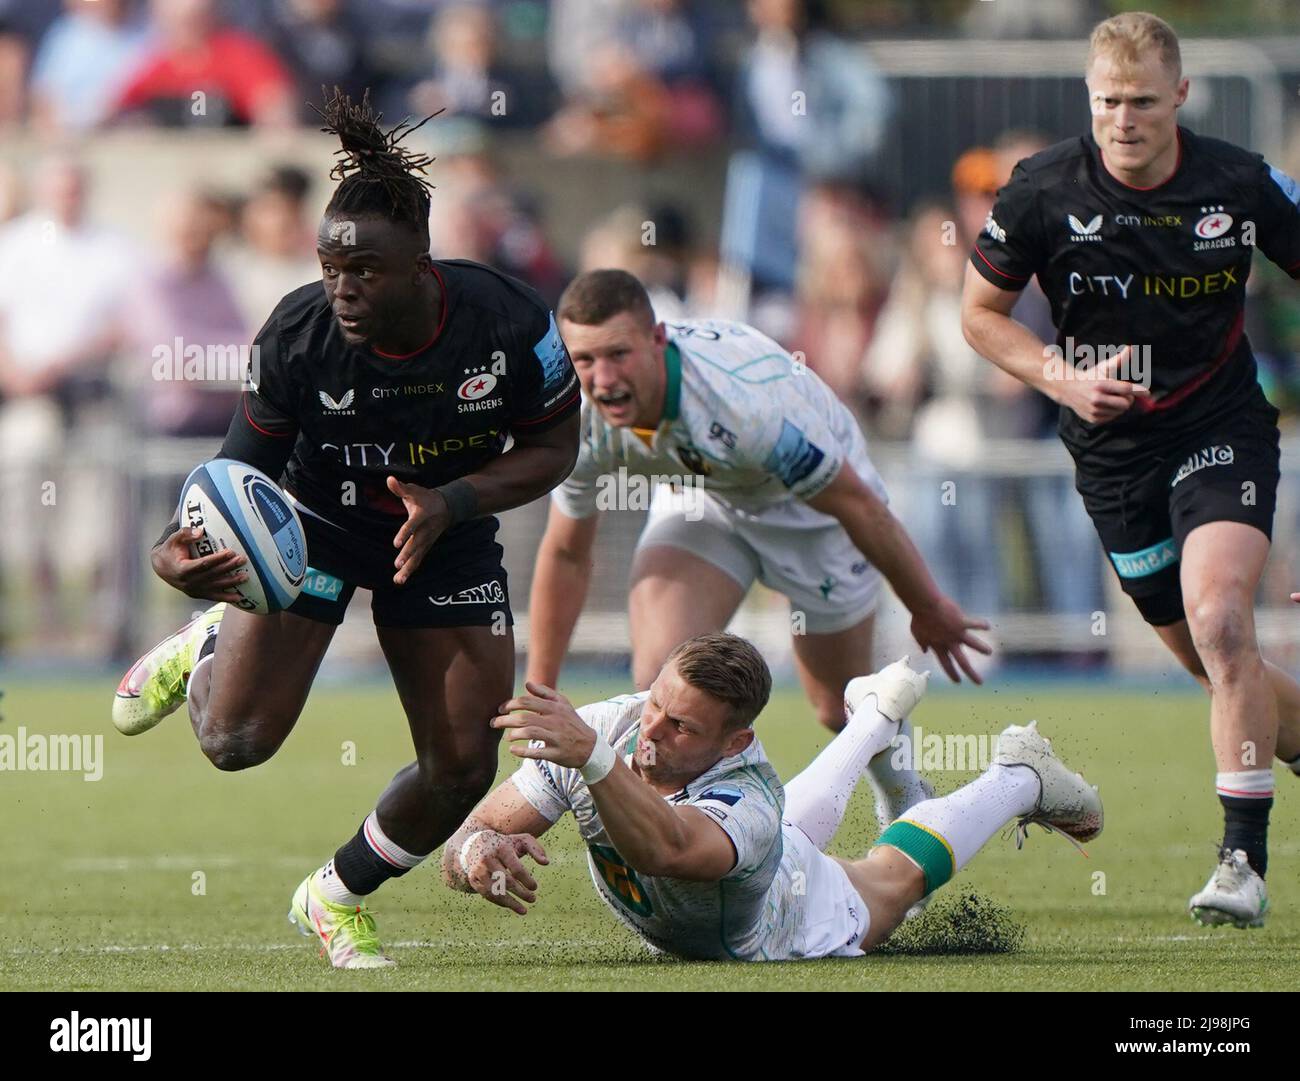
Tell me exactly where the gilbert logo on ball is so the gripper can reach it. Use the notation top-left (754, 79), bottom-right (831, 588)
top-left (178, 459), bottom-right (308, 614)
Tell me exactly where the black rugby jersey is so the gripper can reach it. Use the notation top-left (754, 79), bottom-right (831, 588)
top-left (220, 258), bottom-right (579, 544)
top-left (971, 127), bottom-right (1300, 464)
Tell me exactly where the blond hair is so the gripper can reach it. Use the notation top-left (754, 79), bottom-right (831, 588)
top-left (1088, 11), bottom-right (1182, 79)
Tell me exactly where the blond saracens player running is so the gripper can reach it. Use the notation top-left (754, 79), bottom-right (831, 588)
top-left (440, 633), bottom-right (1101, 960)
top-left (962, 12), bottom-right (1300, 929)
top-left (528, 269), bottom-right (991, 832)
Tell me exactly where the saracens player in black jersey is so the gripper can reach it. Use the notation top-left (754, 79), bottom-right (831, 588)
top-left (963, 12), bottom-right (1300, 929)
top-left (111, 91), bottom-right (580, 967)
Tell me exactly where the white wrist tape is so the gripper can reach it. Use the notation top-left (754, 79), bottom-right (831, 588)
top-left (579, 737), bottom-right (617, 784)
top-left (458, 830), bottom-right (491, 876)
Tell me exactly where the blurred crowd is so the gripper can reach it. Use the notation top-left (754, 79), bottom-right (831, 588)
top-left (2, 0), bottom-right (1300, 658)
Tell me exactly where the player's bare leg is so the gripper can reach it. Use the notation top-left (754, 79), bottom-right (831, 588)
top-left (790, 613), bottom-right (876, 733)
top-left (1173, 522), bottom-right (1276, 924)
top-left (628, 544), bottom-right (745, 690)
top-left (372, 624), bottom-right (513, 853)
top-left (188, 606), bottom-right (337, 769)
top-left (791, 617), bottom-right (933, 829)
top-left (1153, 621), bottom-right (1300, 766)
top-left (290, 623), bottom-right (512, 968)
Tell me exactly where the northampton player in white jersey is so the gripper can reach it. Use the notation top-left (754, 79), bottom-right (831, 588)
top-left (528, 269), bottom-right (990, 829)
top-left (442, 634), bottom-right (1102, 961)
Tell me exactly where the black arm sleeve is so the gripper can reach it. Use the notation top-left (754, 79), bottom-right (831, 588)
top-left (217, 392), bottom-right (297, 482)
top-left (216, 319), bottom-right (299, 481)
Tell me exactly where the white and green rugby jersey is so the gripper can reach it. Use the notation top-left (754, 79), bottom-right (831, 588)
top-left (510, 692), bottom-right (792, 961)
top-left (552, 319), bottom-right (883, 518)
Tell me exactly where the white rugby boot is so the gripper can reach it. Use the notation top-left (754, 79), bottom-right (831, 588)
top-left (844, 657), bottom-right (935, 825)
top-left (993, 721), bottom-right (1103, 848)
top-left (845, 658), bottom-right (934, 918)
top-left (1189, 849), bottom-right (1268, 929)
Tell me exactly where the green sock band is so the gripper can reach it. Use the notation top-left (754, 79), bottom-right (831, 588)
top-left (877, 819), bottom-right (955, 895)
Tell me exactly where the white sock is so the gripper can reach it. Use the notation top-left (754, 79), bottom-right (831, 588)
top-left (315, 858), bottom-right (364, 905)
top-left (183, 652), bottom-right (214, 697)
top-left (864, 714), bottom-right (933, 826)
top-left (784, 696), bottom-right (900, 849)
top-left (361, 811), bottom-right (427, 870)
top-left (879, 764), bottom-right (1039, 890)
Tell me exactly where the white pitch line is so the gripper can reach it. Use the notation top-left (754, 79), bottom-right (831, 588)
top-left (4, 938), bottom-right (616, 957)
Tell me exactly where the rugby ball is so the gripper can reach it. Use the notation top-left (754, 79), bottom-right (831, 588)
top-left (177, 459), bottom-right (308, 614)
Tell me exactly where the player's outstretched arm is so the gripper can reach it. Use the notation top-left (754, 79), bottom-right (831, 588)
top-left (961, 264), bottom-right (1148, 424)
top-left (495, 683), bottom-right (738, 881)
top-left (441, 780), bottom-right (554, 916)
top-left (526, 503), bottom-right (599, 687)
top-left (807, 464), bottom-right (991, 683)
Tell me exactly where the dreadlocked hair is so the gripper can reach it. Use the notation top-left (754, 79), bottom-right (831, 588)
top-left (312, 87), bottom-right (439, 237)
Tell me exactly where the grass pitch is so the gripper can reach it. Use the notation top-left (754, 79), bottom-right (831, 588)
top-left (2, 675), bottom-right (1298, 991)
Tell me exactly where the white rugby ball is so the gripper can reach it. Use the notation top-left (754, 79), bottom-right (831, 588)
top-left (177, 459), bottom-right (308, 614)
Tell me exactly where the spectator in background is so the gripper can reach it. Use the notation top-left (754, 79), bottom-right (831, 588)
top-left (261, 0), bottom-right (378, 124)
top-left (0, 161), bottom-right (22, 222)
top-left (427, 130), bottom-right (567, 304)
top-left (224, 165), bottom-right (319, 330)
top-left (29, 0), bottom-right (152, 133)
top-left (408, 2), bottom-right (550, 129)
top-left (718, 0), bottom-right (892, 339)
top-left (737, 0), bottom-right (891, 184)
top-left (111, 0), bottom-right (294, 128)
top-left (577, 201), bottom-right (701, 320)
top-left (0, 154), bottom-right (136, 638)
top-left (862, 188), bottom-right (1007, 621)
top-left (127, 188), bottom-right (246, 437)
top-left (544, 0), bottom-right (721, 162)
top-left (793, 182), bottom-right (890, 407)
top-left (0, 0), bottom-right (61, 127)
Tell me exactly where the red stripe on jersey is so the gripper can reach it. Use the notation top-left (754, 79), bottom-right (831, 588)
top-left (973, 245), bottom-right (1029, 283)
top-left (243, 394), bottom-right (290, 437)
top-left (1133, 308), bottom-right (1245, 415)
top-left (372, 265), bottom-right (451, 359)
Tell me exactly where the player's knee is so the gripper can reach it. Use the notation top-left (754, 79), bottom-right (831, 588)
top-left (418, 754), bottom-right (497, 805)
top-left (1185, 597), bottom-right (1254, 670)
top-left (198, 724), bottom-right (281, 771)
top-left (816, 704), bottom-right (846, 733)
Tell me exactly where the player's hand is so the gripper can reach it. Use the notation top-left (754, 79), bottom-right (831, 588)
top-left (462, 829), bottom-right (550, 916)
top-left (910, 595), bottom-right (992, 684)
top-left (387, 476), bottom-right (451, 586)
top-left (150, 526), bottom-right (249, 604)
top-left (492, 681), bottom-right (598, 769)
top-left (1056, 347), bottom-right (1150, 424)
top-left (1292, 592), bottom-right (1300, 604)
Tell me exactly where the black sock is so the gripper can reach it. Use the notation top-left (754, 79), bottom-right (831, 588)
top-left (1220, 795), bottom-right (1271, 877)
top-left (196, 630), bottom-right (217, 663)
top-left (332, 823), bottom-right (411, 896)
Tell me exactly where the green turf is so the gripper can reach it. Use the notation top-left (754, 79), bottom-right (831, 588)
top-left (2, 677), bottom-right (1297, 991)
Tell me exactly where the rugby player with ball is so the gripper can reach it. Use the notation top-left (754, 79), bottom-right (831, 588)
top-left (112, 90), bottom-right (580, 968)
